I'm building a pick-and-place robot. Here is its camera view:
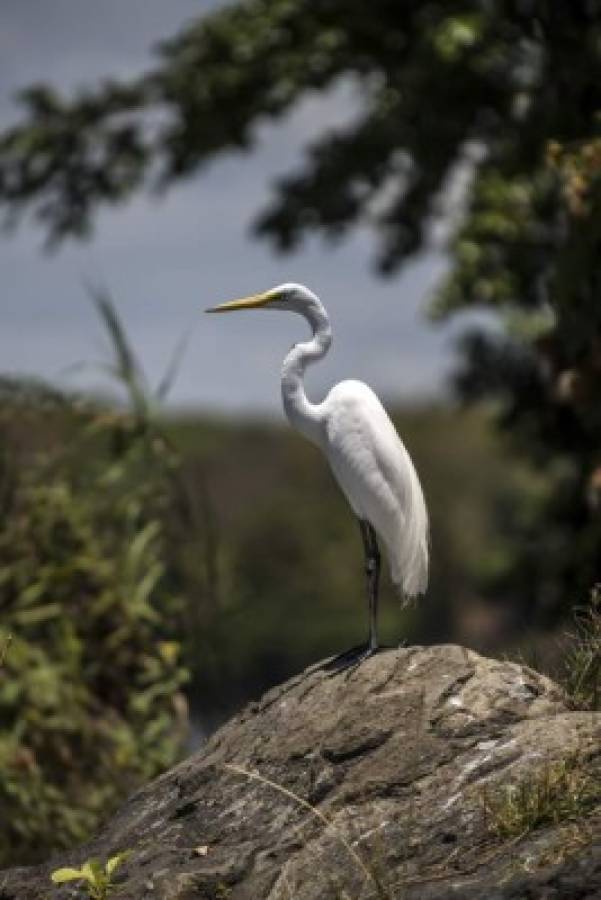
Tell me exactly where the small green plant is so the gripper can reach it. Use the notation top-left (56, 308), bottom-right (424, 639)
top-left (482, 752), bottom-right (599, 840)
top-left (51, 851), bottom-right (130, 899)
top-left (214, 885), bottom-right (232, 899)
top-left (563, 584), bottom-right (601, 710)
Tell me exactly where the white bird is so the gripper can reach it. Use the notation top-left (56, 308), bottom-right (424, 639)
top-left (206, 283), bottom-right (429, 667)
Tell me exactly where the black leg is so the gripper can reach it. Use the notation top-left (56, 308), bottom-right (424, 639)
top-left (360, 520), bottom-right (381, 652)
top-left (322, 520), bottom-right (381, 674)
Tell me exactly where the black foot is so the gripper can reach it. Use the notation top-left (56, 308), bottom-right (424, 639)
top-left (321, 643), bottom-right (380, 675)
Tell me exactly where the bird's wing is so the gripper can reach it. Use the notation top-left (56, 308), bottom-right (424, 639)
top-left (322, 380), bottom-right (429, 595)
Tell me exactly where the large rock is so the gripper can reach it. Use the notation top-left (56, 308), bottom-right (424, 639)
top-left (2, 645), bottom-right (600, 899)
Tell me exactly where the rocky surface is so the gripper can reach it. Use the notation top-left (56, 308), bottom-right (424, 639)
top-left (1, 644), bottom-right (600, 899)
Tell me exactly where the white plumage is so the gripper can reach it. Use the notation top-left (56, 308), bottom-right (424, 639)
top-left (207, 282), bottom-right (429, 665)
top-left (321, 380), bottom-right (428, 598)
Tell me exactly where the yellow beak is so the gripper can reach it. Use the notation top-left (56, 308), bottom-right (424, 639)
top-left (205, 291), bottom-right (272, 313)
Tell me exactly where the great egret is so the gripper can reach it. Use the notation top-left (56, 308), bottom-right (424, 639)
top-left (206, 283), bottom-right (429, 666)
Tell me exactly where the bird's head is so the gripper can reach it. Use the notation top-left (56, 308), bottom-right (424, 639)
top-left (206, 283), bottom-right (321, 316)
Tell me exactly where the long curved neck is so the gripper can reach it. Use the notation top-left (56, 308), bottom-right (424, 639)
top-left (281, 303), bottom-right (332, 446)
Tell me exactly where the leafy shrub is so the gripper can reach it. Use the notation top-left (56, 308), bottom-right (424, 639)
top-left (0, 398), bottom-right (188, 865)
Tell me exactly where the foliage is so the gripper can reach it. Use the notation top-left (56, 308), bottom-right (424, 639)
top-left (482, 751), bottom-right (600, 840)
top-left (563, 584), bottom-right (601, 710)
top-left (90, 284), bottom-right (189, 423)
top-left (0, 634), bottom-right (11, 667)
top-left (0, 409), bottom-right (187, 865)
top-left (0, 350), bottom-right (188, 865)
top-left (51, 851), bottom-right (131, 899)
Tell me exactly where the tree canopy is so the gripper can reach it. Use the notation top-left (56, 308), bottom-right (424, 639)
top-left (1, 0), bottom-right (601, 618)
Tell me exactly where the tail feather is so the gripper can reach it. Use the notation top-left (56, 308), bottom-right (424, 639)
top-left (387, 462), bottom-right (429, 600)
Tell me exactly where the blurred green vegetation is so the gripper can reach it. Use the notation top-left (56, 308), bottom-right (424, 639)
top-left (0, 384), bottom-right (188, 867)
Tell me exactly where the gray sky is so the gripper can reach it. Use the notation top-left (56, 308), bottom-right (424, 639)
top-left (0, 0), bottom-right (472, 414)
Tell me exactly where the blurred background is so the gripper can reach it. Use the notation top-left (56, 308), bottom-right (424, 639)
top-left (1, 0), bottom-right (600, 867)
